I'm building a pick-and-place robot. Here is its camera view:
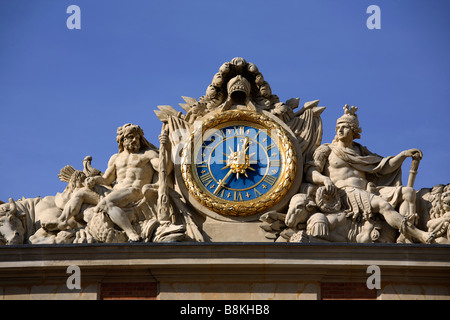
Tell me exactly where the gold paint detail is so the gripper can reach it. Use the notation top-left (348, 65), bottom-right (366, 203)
top-left (181, 110), bottom-right (297, 217)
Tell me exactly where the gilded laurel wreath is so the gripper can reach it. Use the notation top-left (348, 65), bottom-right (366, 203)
top-left (180, 110), bottom-right (297, 216)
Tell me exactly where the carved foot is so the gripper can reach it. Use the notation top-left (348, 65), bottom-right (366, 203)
top-left (396, 234), bottom-right (413, 244)
top-left (127, 232), bottom-right (141, 242)
top-left (42, 218), bottom-right (75, 232)
top-left (42, 221), bottom-right (59, 232)
top-left (399, 217), bottom-right (435, 244)
top-left (153, 222), bottom-right (186, 242)
top-left (425, 232), bottom-right (436, 244)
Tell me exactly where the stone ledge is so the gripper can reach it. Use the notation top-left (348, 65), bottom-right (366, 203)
top-left (0, 243), bottom-right (448, 285)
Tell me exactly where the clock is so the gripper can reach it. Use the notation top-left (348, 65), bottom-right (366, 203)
top-left (180, 110), bottom-right (301, 218)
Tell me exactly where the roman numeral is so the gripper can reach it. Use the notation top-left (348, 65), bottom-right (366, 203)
top-left (266, 143), bottom-right (276, 151)
top-left (234, 126), bottom-right (245, 136)
top-left (253, 188), bottom-right (262, 197)
top-left (199, 172), bottom-right (214, 187)
top-left (197, 159), bottom-right (208, 168)
top-left (270, 160), bottom-right (281, 167)
top-left (215, 130), bottom-right (226, 139)
top-left (263, 175), bottom-right (277, 186)
top-left (234, 191), bottom-right (244, 201)
top-left (227, 126), bottom-right (245, 136)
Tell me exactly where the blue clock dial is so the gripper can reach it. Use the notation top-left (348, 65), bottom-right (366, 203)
top-left (181, 109), bottom-right (299, 217)
top-left (194, 123), bottom-right (282, 202)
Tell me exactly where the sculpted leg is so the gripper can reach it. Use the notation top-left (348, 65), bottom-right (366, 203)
top-left (398, 187), bottom-right (418, 221)
top-left (395, 187), bottom-right (419, 243)
top-left (106, 206), bottom-right (140, 242)
top-left (57, 188), bottom-right (99, 229)
top-left (371, 196), bottom-right (433, 244)
top-left (96, 188), bottom-right (141, 242)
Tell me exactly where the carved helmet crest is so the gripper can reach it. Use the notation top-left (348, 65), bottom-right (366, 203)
top-left (336, 104), bottom-right (362, 138)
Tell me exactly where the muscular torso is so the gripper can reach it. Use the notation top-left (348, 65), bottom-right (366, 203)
top-left (327, 148), bottom-right (368, 190)
top-left (113, 150), bottom-right (156, 190)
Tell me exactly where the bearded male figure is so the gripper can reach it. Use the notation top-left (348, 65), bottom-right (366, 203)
top-left (305, 105), bottom-right (434, 243)
top-left (59, 123), bottom-right (168, 242)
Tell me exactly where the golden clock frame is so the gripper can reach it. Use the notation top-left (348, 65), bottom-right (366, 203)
top-left (176, 109), bottom-right (303, 222)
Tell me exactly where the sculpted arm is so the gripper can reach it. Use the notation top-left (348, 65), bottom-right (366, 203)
top-left (149, 131), bottom-right (173, 175)
top-left (305, 144), bottom-right (335, 192)
top-left (150, 156), bottom-right (174, 175)
top-left (87, 154), bottom-right (118, 188)
top-left (147, 150), bottom-right (173, 175)
top-left (306, 167), bottom-right (331, 185)
top-left (306, 167), bottom-right (336, 195)
top-left (379, 148), bottom-right (422, 175)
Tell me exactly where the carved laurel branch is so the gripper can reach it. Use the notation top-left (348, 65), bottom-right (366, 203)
top-left (180, 110), bottom-right (297, 216)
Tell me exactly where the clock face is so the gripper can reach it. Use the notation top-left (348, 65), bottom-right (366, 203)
top-left (194, 122), bottom-right (282, 203)
top-left (181, 110), bottom-right (298, 217)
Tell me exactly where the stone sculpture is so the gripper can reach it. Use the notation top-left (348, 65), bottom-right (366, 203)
top-left (417, 184), bottom-right (450, 244)
top-left (262, 105), bottom-right (436, 244)
top-left (0, 57), bottom-right (446, 245)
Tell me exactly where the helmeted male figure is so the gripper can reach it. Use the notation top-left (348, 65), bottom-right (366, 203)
top-left (305, 105), bottom-right (434, 243)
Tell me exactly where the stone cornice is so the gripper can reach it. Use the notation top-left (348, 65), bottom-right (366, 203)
top-left (0, 243), bottom-right (449, 285)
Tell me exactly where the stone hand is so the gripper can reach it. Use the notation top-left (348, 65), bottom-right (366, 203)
top-left (159, 129), bottom-right (170, 146)
top-left (323, 177), bottom-right (337, 198)
top-left (402, 149), bottom-right (423, 160)
top-left (85, 177), bottom-right (98, 189)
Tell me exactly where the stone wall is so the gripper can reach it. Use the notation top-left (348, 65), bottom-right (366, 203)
top-left (0, 243), bottom-right (449, 300)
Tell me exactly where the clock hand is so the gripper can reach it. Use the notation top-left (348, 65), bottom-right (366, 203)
top-left (236, 137), bottom-right (251, 179)
top-left (217, 136), bottom-right (253, 191)
top-left (240, 137), bottom-right (249, 158)
top-left (235, 138), bottom-right (245, 180)
top-left (242, 136), bottom-right (257, 171)
top-left (213, 168), bottom-right (233, 195)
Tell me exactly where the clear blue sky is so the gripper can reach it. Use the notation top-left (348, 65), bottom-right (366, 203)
top-left (0, 0), bottom-right (449, 201)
